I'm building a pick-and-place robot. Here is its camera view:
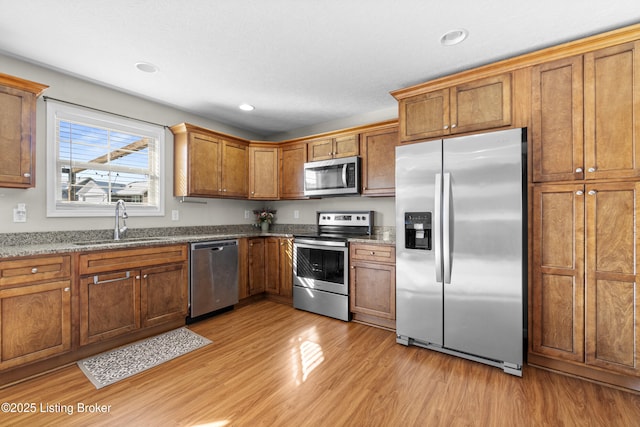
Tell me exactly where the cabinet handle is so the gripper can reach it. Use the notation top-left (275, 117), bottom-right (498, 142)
top-left (23, 173), bottom-right (31, 178)
top-left (588, 167), bottom-right (596, 173)
top-left (576, 190), bottom-right (584, 195)
top-left (588, 190), bottom-right (597, 196)
top-left (451, 124), bottom-right (457, 129)
top-left (575, 167), bottom-right (583, 173)
top-left (31, 267), bottom-right (38, 274)
top-left (64, 287), bottom-right (70, 292)
top-left (94, 271), bottom-right (131, 285)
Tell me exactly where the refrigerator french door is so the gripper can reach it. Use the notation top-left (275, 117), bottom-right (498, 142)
top-left (395, 128), bottom-right (526, 376)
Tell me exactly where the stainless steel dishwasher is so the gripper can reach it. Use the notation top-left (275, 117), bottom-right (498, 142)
top-left (188, 240), bottom-right (239, 322)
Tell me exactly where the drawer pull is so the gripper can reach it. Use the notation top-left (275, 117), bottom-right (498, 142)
top-left (64, 287), bottom-right (70, 292)
top-left (31, 267), bottom-right (38, 274)
top-left (93, 271), bottom-right (131, 285)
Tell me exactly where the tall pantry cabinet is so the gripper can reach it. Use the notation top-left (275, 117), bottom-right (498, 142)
top-left (530, 40), bottom-right (640, 389)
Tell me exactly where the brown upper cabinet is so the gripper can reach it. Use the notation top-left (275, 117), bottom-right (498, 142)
top-left (249, 144), bottom-right (279, 200)
top-left (307, 133), bottom-right (359, 161)
top-left (397, 73), bottom-right (512, 142)
top-left (171, 123), bottom-right (248, 198)
top-left (280, 141), bottom-right (307, 199)
top-left (532, 41), bottom-right (640, 182)
top-left (360, 124), bottom-right (398, 197)
top-left (0, 73), bottom-right (48, 189)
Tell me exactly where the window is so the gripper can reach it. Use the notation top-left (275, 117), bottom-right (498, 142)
top-left (46, 100), bottom-right (164, 217)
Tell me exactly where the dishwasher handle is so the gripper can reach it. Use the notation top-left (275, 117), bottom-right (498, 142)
top-left (191, 240), bottom-right (238, 251)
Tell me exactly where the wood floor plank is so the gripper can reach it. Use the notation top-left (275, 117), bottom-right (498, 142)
top-left (1, 300), bottom-right (639, 426)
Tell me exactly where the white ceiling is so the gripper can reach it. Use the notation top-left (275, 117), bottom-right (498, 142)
top-left (1, 1), bottom-right (639, 138)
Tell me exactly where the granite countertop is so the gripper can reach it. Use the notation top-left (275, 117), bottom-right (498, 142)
top-left (0, 225), bottom-right (395, 258)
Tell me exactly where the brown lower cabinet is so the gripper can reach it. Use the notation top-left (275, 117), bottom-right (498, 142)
top-left (0, 254), bottom-right (72, 370)
top-left (530, 183), bottom-right (640, 391)
top-left (78, 245), bottom-right (188, 346)
top-left (239, 236), bottom-right (293, 303)
top-left (349, 243), bottom-right (396, 329)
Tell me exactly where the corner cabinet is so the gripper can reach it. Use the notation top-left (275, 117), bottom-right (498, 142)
top-left (0, 73), bottom-right (48, 188)
top-left (249, 144), bottom-right (279, 199)
top-left (531, 183), bottom-right (640, 388)
top-left (78, 245), bottom-right (188, 346)
top-left (349, 243), bottom-right (396, 329)
top-left (0, 254), bottom-right (71, 370)
top-left (397, 73), bottom-right (512, 143)
top-left (532, 41), bottom-right (640, 182)
top-left (171, 123), bottom-right (248, 198)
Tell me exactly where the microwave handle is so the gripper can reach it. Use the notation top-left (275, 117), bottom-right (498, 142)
top-left (342, 163), bottom-right (348, 187)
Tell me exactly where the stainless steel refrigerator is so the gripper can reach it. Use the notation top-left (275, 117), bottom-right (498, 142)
top-left (395, 128), bottom-right (526, 376)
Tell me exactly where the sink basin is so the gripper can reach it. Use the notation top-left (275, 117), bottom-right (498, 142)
top-left (73, 237), bottom-right (166, 246)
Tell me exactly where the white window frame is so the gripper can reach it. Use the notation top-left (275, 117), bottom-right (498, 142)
top-left (46, 100), bottom-right (165, 217)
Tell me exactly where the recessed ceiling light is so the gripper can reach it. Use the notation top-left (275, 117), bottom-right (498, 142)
top-left (135, 62), bottom-right (159, 73)
top-left (239, 104), bottom-right (255, 111)
top-left (440, 29), bottom-right (468, 46)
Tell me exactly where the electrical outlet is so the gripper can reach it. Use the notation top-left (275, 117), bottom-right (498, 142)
top-left (13, 203), bottom-right (27, 223)
top-left (171, 210), bottom-right (179, 221)
top-left (244, 210), bottom-right (251, 219)
top-left (293, 210), bottom-right (299, 219)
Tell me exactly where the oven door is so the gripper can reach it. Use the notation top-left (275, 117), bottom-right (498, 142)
top-left (293, 240), bottom-right (349, 295)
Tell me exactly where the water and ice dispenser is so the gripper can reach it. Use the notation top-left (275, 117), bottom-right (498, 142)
top-left (404, 212), bottom-right (431, 250)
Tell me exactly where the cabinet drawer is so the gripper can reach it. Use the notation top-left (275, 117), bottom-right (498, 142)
top-left (0, 255), bottom-right (71, 287)
top-left (350, 244), bottom-right (395, 263)
top-left (79, 244), bottom-right (188, 276)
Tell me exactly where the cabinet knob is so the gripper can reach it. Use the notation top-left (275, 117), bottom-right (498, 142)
top-left (588, 190), bottom-right (597, 196)
top-left (588, 167), bottom-right (596, 173)
top-left (64, 287), bottom-right (70, 292)
top-left (136, 275), bottom-right (141, 279)
top-left (575, 167), bottom-right (583, 173)
top-left (451, 124), bottom-right (457, 129)
top-left (370, 251), bottom-right (375, 255)
top-left (31, 267), bottom-right (38, 274)
top-left (251, 191), bottom-right (255, 195)
top-left (23, 173), bottom-right (31, 178)
top-left (576, 190), bottom-right (584, 195)
top-left (443, 125), bottom-right (449, 130)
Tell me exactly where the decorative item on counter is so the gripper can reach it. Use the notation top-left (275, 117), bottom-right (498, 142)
top-left (254, 208), bottom-right (276, 232)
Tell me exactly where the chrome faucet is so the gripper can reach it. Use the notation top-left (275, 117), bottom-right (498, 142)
top-left (114, 199), bottom-right (128, 240)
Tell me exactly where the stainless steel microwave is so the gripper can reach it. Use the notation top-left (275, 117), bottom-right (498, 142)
top-left (303, 156), bottom-right (360, 197)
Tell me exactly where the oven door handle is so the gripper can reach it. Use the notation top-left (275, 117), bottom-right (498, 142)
top-left (294, 239), bottom-right (348, 248)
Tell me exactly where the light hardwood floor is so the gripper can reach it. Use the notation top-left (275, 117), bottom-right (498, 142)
top-left (1, 300), bottom-right (639, 426)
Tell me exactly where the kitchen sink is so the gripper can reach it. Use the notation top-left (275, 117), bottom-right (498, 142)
top-left (73, 237), bottom-right (167, 246)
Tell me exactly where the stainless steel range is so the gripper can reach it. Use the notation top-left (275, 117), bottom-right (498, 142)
top-left (293, 211), bottom-right (373, 321)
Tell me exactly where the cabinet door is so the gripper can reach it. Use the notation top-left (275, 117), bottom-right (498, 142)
top-left (360, 125), bottom-right (397, 196)
top-left (279, 238), bottom-right (293, 299)
top-left (280, 143), bottom-right (307, 199)
top-left (334, 134), bottom-right (359, 158)
top-left (264, 237), bottom-right (280, 294)
top-left (349, 261), bottom-right (396, 320)
top-left (532, 56), bottom-right (584, 182)
top-left (248, 238), bottom-right (265, 295)
top-left (187, 132), bottom-right (221, 196)
top-left (399, 88), bottom-right (449, 142)
top-left (307, 138), bottom-right (334, 161)
top-left (140, 262), bottom-right (188, 327)
top-left (0, 86), bottom-right (35, 188)
top-left (221, 140), bottom-right (248, 197)
top-left (585, 182), bottom-right (640, 376)
top-left (531, 185), bottom-right (585, 362)
top-left (584, 41), bottom-right (640, 180)
top-left (249, 146), bottom-right (279, 199)
top-left (451, 73), bottom-right (512, 134)
top-left (80, 270), bottom-right (140, 345)
top-left (0, 281), bottom-right (71, 369)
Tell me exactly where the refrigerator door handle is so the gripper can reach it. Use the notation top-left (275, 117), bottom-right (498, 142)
top-left (443, 172), bottom-right (452, 284)
top-left (434, 173), bottom-right (443, 283)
